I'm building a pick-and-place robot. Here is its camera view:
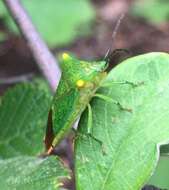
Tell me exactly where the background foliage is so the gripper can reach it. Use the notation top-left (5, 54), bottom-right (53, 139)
top-left (0, 82), bottom-right (69, 190)
top-left (0, 0), bottom-right (94, 46)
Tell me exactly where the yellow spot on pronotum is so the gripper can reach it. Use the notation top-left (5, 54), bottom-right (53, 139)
top-left (76, 79), bottom-right (85, 88)
top-left (62, 53), bottom-right (70, 61)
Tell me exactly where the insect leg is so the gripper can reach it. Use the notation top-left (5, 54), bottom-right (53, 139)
top-left (101, 80), bottom-right (144, 88)
top-left (94, 93), bottom-right (132, 112)
top-left (87, 104), bottom-right (92, 134)
top-left (87, 104), bottom-right (101, 140)
top-left (87, 104), bottom-right (106, 154)
top-left (72, 125), bottom-right (103, 149)
top-left (72, 105), bottom-right (106, 155)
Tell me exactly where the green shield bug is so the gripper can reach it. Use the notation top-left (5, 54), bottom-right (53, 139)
top-left (45, 53), bottom-right (108, 154)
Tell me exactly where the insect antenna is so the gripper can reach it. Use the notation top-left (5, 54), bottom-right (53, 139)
top-left (104, 13), bottom-right (125, 64)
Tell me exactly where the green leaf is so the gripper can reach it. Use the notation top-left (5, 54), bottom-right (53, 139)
top-left (0, 0), bottom-right (95, 46)
top-left (148, 156), bottom-right (169, 189)
top-left (0, 156), bottom-right (70, 190)
top-left (33, 78), bottom-right (52, 94)
top-left (131, 0), bottom-right (169, 25)
top-left (0, 82), bottom-right (70, 189)
top-left (75, 52), bottom-right (169, 189)
top-left (0, 83), bottom-right (52, 158)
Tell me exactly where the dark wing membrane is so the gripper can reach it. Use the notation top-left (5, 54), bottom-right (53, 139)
top-left (44, 109), bottom-right (54, 150)
top-left (105, 49), bottom-right (131, 68)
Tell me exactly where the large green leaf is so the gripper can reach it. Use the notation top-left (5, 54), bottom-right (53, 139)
top-left (0, 82), bottom-right (70, 189)
top-left (0, 156), bottom-right (69, 190)
top-left (0, 83), bottom-right (52, 158)
top-left (0, 0), bottom-right (94, 46)
top-left (75, 53), bottom-right (169, 190)
top-left (148, 156), bottom-right (169, 189)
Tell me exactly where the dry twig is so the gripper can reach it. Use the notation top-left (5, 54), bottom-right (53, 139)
top-left (0, 73), bottom-right (34, 84)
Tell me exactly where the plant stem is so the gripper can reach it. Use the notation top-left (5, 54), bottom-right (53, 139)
top-left (0, 73), bottom-right (34, 84)
top-left (2, 0), bottom-right (61, 91)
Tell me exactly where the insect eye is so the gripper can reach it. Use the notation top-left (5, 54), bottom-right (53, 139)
top-left (76, 79), bottom-right (85, 88)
